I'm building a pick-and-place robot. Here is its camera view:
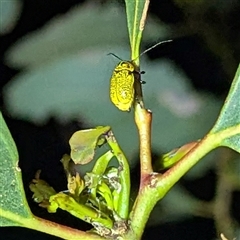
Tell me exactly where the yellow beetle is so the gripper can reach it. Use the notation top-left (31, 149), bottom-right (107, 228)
top-left (109, 40), bottom-right (172, 111)
top-left (110, 60), bottom-right (139, 111)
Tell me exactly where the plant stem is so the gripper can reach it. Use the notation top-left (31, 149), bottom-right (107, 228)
top-left (135, 107), bottom-right (153, 176)
top-left (127, 184), bottom-right (159, 239)
top-left (154, 123), bottom-right (240, 198)
top-left (28, 216), bottom-right (104, 240)
top-left (0, 208), bottom-right (103, 240)
top-left (127, 106), bottom-right (154, 239)
top-left (154, 134), bottom-right (216, 193)
top-left (129, 117), bottom-right (240, 239)
top-left (128, 134), bottom-right (215, 239)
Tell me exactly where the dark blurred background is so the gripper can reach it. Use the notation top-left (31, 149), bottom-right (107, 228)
top-left (0, 0), bottom-right (240, 239)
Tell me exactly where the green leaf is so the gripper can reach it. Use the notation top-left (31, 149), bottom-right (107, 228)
top-left (48, 192), bottom-right (113, 229)
top-left (125, 0), bottom-right (148, 60)
top-left (29, 170), bottom-right (57, 204)
top-left (0, 112), bottom-right (32, 226)
top-left (69, 126), bottom-right (110, 164)
top-left (92, 150), bottom-right (114, 175)
top-left (154, 141), bottom-right (200, 171)
top-left (105, 131), bottom-right (130, 219)
top-left (211, 64), bottom-right (240, 152)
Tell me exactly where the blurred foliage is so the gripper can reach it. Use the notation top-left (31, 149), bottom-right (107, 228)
top-left (0, 0), bottom-right (22, 34)
top-left (150, 0), bottom-right (239, 80)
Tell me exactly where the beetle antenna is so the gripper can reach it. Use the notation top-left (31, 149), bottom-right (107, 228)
top-left (107, 53), bottom-right (123, 61)
top-left (139, 39), bottom-right (172, 57)
top-left (108, 39), bottom-right (172, 62)
top-left (131, 39), bottom-right (172, 61)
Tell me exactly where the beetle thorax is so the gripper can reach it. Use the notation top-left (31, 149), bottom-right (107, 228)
top-left (114, 61), bottom-right (135, 72)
